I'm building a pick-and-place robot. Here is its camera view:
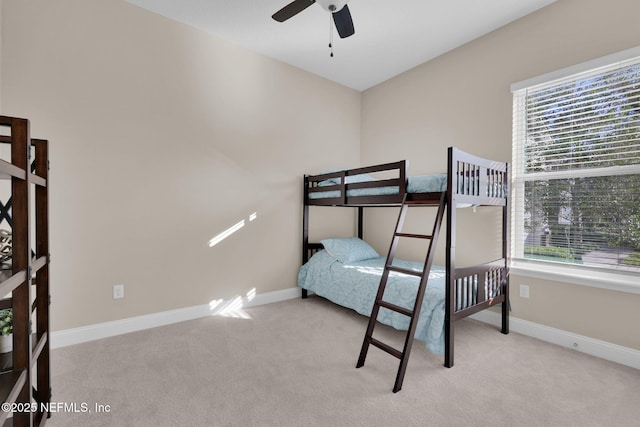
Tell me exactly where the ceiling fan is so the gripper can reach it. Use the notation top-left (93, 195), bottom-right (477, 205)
top-left (272, 0), bottom-right (355, 39)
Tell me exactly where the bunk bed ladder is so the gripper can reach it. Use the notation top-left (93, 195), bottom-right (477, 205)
top-left (356, 192), bottom-right (447, 393)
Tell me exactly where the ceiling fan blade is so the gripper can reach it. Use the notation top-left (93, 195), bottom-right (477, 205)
top-left (332, 4), bottom-right (354, 38)
top-left (272, 0), bottom-right (316, 22)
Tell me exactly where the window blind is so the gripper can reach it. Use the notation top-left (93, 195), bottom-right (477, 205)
top-left (512, 55), bottom-right (640, 273)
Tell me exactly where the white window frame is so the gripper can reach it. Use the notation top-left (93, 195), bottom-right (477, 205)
top-left (510, 46), bottom-right (640, 295)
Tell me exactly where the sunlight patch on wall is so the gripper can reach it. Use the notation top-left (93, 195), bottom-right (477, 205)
top-left (208, 220), bottom-right (245, 247)
top-left (208, 212), bottom-right (258, 247)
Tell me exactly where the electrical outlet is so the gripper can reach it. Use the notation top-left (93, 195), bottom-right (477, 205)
top-left (113, 284), bottom-right (124, 299)
top-left (519, 284), bottom-right (530, 299)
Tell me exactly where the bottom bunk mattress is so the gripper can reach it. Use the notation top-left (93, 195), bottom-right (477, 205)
top-left (298, 247), bottom-right (446, 354)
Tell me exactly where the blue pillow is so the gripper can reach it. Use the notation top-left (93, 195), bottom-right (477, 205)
top-left (320, 237), bottom-right (379, 264)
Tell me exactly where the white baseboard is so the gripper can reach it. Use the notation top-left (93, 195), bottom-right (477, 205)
top-left (52, 288), bottom-right (639, 371)
top-left (470, 311), bottom-right (640, 370)
top-left (51, 287), bottom-right (302, 349)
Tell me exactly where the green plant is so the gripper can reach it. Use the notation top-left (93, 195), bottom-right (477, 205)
top-left (0, 309), bottom-right (12, 336)
top-left (622, 252), bottom-right (640, 267)
top-left (524, 245), bottom-right (575, 261)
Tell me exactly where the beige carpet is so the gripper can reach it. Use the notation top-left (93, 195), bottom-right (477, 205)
top-left (46, 296), bottom-right (640, 427)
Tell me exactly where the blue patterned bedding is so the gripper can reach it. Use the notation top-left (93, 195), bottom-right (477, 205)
top-left (309, 173), bottom-right (447, 199)
top-left (298, 250), bottom-right (446, 354)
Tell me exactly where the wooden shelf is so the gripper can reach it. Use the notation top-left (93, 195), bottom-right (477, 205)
top-left (0, 370), bottom-right (26, 402)
top-left (0, 333), bottom-right (49, 373)
top-left (0, 116), bottom-right (50, 426)
top-left (0, 369), bottom-right (27, 424)
top-left (0, 272), bottom-right (27, 301)
top-left (29, 174), bottom-right (46, 188)
top-left (31, 333), bottom-right (47, 365)
top-left (0, 160), bottom-right (26, 181)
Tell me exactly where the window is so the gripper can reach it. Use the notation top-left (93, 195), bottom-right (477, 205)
top-left (511, 49), bottom-right (640, 283)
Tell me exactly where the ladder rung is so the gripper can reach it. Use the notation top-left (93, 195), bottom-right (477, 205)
top-left (377, 300), bottom-right (413, 317)
top-left (395, 232), bottom-right (432, 239)
top-left (387, 265), bottom-right (423, 277)
top-left (369, 337), bottom-right (403, 359)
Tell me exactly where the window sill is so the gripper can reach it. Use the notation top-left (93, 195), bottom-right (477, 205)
top-left (510, 260), bottom-right (640, 295)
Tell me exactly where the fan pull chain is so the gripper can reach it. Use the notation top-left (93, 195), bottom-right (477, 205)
top-left (328, 14), bottom-right (334, 57)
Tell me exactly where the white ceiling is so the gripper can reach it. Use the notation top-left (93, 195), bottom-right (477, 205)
top-left (125, 0), bottom-right (556, 91)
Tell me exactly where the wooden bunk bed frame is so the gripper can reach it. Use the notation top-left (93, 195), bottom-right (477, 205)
top-left (302, 146), bottom-right (509, 369)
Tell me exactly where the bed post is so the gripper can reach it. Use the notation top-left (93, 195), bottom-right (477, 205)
top-left (501, 164), bottom-right (510, 334)
top-left (302, 175), bottom-right (309, 299)
top-left (357, 207), bottom-right (364, 239)
top-left (444, 147), bottom-right (456, 368)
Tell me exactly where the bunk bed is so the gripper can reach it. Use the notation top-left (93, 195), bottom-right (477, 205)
top-left (300, 147), bottom-right (509, 383)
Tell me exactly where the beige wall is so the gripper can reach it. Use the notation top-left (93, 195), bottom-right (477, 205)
top-left (0, 0), bottom-right (360, 331)
top-left (1, 0), bottom-right (638, 352)
top-left (361, 0), bottom-right (640, 350)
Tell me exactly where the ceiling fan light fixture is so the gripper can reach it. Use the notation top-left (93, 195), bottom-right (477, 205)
top-left (316, 0), bottom-right (348, 13)
top-left (272, 0), bottom-right (354, 42)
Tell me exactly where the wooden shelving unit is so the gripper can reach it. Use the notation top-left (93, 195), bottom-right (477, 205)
top-left (0, 116), bottom-right (50, 426)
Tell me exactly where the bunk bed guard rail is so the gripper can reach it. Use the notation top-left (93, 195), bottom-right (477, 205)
top-left (304, 160), bottom-right (407, 206)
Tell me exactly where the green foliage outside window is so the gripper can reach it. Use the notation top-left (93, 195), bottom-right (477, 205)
top-left (622, 252), bottom-right (640, 267)
top-left (524, 245), bottom-right (576, 261)
top-left (520, 61), bottom-right (640, 270)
